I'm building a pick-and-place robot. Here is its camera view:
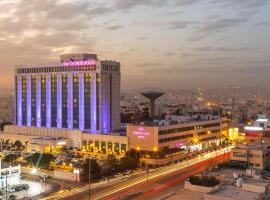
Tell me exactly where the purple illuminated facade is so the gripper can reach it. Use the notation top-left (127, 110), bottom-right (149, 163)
top-left (15, 54), bottom-right (121, 133)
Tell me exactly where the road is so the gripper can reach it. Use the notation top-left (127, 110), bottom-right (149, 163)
top-left (41, 147), bottom-right (231, 200)
top-left (106, 151), bottom-right (230, 200)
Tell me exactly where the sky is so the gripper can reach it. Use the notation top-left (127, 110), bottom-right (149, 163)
top-left (0, 0), bottom-right (269, 92)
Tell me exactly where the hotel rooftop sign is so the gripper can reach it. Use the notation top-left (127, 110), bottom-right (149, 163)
top-left (63, 60), bottom-right (96, 66)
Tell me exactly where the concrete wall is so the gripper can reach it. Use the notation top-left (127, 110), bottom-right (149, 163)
top-left (204, 194), bottom-right (233, 200)
top-left (53, 170), bottom-right (81, 182)
top-left (184, 181), bottom-right (218, 193)
top-left (241, 183), bottom-right (266, 193)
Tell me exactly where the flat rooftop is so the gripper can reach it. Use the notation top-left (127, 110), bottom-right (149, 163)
top-left (212, 185), bottom-right (260, 200)
top-left (131, 116), bottom-right (223, 127)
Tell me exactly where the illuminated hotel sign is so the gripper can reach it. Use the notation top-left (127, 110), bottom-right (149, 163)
top-left (63, 60), bottom-right (96, 66)
top-left (132, 127), bottom-right (150, 139)
top-left (244, 127), bottom-right (263, 131)
top-left (245, 126), bottom-right (263, 137)
top-left (57, 141), bottom-right (67, 145)
top-left (175, 142), bottom-right (184, 148)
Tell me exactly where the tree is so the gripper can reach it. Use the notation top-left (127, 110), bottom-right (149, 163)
top-left (3, 153), bottom-right (20, 164)
top-left (106, 154), bottom-right (120, 173)
top-left (14, 140), bottom-right (23, 149)
top-left (82, 159), bottom-right (102, 181)
top-left (25, 153), bottom-right (55, 169)
top-left (120, 149), bottom-right (140, 171)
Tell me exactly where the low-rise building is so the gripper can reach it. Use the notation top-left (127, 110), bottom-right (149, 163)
top-left (128, 117), bottom-right (228, 154)
top-left (0, 160), bottom-right (21, 188)
top-left (0, 125), bottom-right (128, 154)
top-left (230, 143), bottom-right (270, 170)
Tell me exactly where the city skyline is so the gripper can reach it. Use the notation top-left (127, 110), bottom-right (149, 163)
top-left (0, 0), bottom-right (270, 91)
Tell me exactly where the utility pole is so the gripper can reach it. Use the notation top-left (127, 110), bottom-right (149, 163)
top-left (88, 158), bottom-right (91, 200)
top-left (147, 160), bottom-right (149, 182)
top-left (6, 170), bottom-right (8, 200)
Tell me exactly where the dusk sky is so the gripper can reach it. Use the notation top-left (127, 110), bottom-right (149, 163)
top-left (0, 0), bottom-right (270, 91)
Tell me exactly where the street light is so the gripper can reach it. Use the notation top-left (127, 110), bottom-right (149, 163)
top-left (31, 168), bottom-right (38, 175)
top-left (88, 159), bottom-right (91, 200)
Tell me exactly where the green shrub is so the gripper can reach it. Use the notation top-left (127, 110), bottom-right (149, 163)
top-left (189, 175), bottom-right (219, 187)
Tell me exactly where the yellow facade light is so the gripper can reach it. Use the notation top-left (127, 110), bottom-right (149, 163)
top-left (207, 131), bottom-right (211, 135)
top-left (193, 138), bottom-right (198, 143)
top-left (153, 147), bottom-right (158, 152)
top-left (136, 146), bottom-right (141, 151)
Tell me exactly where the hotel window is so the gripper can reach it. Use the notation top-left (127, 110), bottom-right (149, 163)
top-left (62, 74), bottom-right (68, 128)
top-left (101, 142), bottom-right (106, 153)
top-left (84, 73), bottom-right (91, 129)
top-left (95, 141), bottom-right (99, 149)
top-left (21, 76), bottom-right (27, 125)
top-left (121, 144), bottom-right (127, 152)
top-left (41, 75), bottom-right (46, 126)
top-left (31, 75), bottom-right (37, 126)
top-left (73, 74), bottom-right (79, 128)
top-left (96, 74), bottom-right (100, 130)
top-left (51, 75), bottom-right (57, 127)
top-left (114, 143), bottom-right (119, 152)
top-left (108, 142), bottom-right (112, 152)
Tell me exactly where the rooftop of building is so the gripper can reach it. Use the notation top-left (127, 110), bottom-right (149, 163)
top-left (16, 53), bottom-right (120, 68)
top-left (177, 168), bottom-right (269, 200)
top-left (130, 115), bottom-right (225, 127)
top-left (212, 184), bottom-right (261, 200)
top-left (233, 143), bottom-right (270, 151)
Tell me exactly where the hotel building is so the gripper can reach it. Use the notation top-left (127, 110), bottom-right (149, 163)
top-left (0, 54), bottom-right (129, 153)
top-left (15, 53), bottom-right (120, 133)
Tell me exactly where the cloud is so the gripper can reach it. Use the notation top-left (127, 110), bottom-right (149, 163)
top-left (105, 25), bottom-right (124, 30)
top-left (254, 22), bottom-right (269, 26)
top-left (135, 37), bottom-right (148, 40)
top-left (197, 18), bottom-right (248, 33)
top-left (112, 0), bottom-right (164, 10)
top-left (165, 52), bottom-right (175, 56)
top-left (173, 0), bottom-right (203, 6)
top-left (194, 46), bottom-right (260, 52)
top-left (167, 20), bottom-right (195, 29)
top-left (210, 0), bottom-right (270, 9)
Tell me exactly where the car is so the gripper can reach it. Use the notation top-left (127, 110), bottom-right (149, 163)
top-left (40, 173), bottom-right (51, 179)
top-left (8, 195), bottom-right (17, 200)
top-left (114, 173), bottom-right (123, 177)
top-left (123, 170), bottom-right (131, 175)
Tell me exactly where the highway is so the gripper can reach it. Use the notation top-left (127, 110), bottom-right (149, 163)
top-left (107, 150), bottom-right (230, 200)
top-left (40, 146), bottom-right (232, 200)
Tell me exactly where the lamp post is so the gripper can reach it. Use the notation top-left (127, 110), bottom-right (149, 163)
top-left (5, 169), bottom-right (8, 200)
top-left (88, 159), bottom-right (91, 200)
top-left (146, 158), bottom-right (149, 182)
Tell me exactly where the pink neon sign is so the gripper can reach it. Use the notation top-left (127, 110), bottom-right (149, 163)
top-left (176, 142), bottom-right (184, 148)
top-left (133, 127), bottom-right (150, 139)
top-left (63, 60), bottom-right (96, 66)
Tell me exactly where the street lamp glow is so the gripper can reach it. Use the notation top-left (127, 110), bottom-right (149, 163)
top-left (153, 147), bottom-right (158, 152)
top-left (32, 168), bottom-right (38, 174)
